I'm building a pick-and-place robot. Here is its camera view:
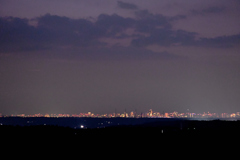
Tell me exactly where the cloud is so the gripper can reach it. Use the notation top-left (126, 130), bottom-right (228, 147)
top-left (134, 10), bottom-right (172, 33)
top-left (132, 26), bottom-right (240, 48)
top-left (96, 14), bottom-right (135, 36)
top-left (197, 34), bottom-right (240, 48)
top-left (131, 29), bottom-right (197, 47)
top-left (117, 1), bottom-right (138, 10)
top-left (0, 13), bottom-right (180, 61)
top-left (1, 11), bottom-right (239, 54)
top-left (191, 6), bottom-right (226, 16)
top-left (133, 10), bottom-right (186, 34)
top-left (37, 14), bottom-right (105, 46)
top-left (130, 10), bottom-right (240, 48)
top-left (0, 16), bottom-right (50, 52)
top-left (0, 14), bottom-right (105, 53)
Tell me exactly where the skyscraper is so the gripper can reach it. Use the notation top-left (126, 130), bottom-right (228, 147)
top-left (149, 109), bottom-right (153, 117)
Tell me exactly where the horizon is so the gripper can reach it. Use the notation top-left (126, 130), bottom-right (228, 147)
top-left (2, 109), bottom-right (239, 119)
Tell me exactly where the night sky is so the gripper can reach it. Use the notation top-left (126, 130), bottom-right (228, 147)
top-left (0, 0), bottom-right (240, 115)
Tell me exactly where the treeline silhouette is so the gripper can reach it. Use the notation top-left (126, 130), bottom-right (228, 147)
top-left (1, 120), bottom-right (240, 138)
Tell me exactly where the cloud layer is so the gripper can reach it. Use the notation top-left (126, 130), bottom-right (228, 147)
top-left (1, 8), bottom-right (239, 55)
top-left (117, 1), bottom-right (138, 10)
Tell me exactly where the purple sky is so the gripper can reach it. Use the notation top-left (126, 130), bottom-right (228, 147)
top-left (0, 0), bottom-right (240, 114)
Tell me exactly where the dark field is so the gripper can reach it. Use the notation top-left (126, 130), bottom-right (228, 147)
top-left (1, 118), bottom-right (240, 139)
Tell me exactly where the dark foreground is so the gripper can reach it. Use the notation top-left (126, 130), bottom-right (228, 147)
top-left (2, 121), bottom-right (238, 154)
top-left (1, 120), bottom-right (240, 139)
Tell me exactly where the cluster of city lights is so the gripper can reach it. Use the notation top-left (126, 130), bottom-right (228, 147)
top-left (1, 109), bottom-right (240, 118)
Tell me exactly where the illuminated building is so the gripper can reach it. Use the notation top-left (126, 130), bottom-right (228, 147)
top-left (164, 113), bottom-right (169, 118)
top-left (149, 109), bottom-right (153, 117)
top-left (130, 111), bottom-right (134, 117)
top-left (4, 109), bottom-right (240, 119)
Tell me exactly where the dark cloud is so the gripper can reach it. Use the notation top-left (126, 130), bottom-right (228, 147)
top-left (132, 27), bottom-right (240, 48)
top-left (96, 14), bottom-right (135, 36)
top-left (0, 16), bottom-right (50, 52)
top-left (134, 10), bottom-right (172, 33)
top-left (169, 14), bottom-right (187, 21)
top-left (191, 6), bottom-right (226, 16)
top-left (132, 28), bottom-right (197, 47)
top-left (1, 11), bottom-right (239, 54)
top-left (37, 14), bottom-right (105, 47)
top-left (117, 1), bottom-right (138, 10)
top-left (0, 13), bottom-right (135, 53)
top-left (131, 10), bottom-right (240, 48)
top-left (0, 14), bottom-right (179, 61)
top-left (0, 14), bottom-right (105, 53)
top-left (198, 34), bottom-right (240, 48)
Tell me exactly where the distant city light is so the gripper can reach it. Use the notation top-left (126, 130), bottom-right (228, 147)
top-left (1, 110), bottom-right (239, 119)
top-left (80, 125), bottom-right (84, 129)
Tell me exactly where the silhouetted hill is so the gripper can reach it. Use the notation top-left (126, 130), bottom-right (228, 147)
top-left (1, 120), bottom-right (240, 139)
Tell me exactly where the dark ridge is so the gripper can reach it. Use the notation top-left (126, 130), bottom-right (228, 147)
top-left (1, 120), bottom-right (240, 139)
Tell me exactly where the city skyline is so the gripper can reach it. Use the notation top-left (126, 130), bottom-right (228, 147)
top-left (1, 1), bottom-right (240, 115)
top-left (2, 109), bottom-right (239, 119)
